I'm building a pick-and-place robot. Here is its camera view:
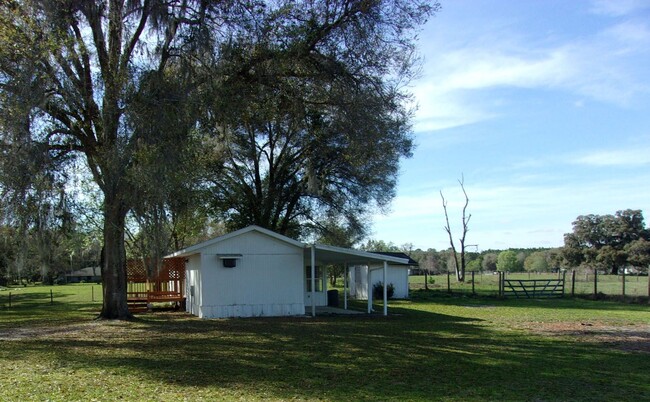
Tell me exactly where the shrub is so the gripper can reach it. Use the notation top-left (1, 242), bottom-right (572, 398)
top-left (373, 282), bottom-right (395, 300)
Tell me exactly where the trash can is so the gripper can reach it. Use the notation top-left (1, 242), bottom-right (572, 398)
top-left (327, 289), bottom-right (339, 307)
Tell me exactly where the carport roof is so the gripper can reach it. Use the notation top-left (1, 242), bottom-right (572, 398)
top-left (307, 244), bottom-right (410, 266)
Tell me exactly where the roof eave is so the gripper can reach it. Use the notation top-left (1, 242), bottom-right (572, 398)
top-left (165, 225), bottom-right (306, 259)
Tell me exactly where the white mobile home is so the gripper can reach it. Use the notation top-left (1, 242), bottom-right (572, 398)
top-left (166, 226), bottom-right (409, 318)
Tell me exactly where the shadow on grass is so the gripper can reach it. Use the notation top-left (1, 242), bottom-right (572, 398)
top-left (0, 290), bottom-right (101, 330)
top-left (4, 306), bottom-right (649, 401)
top-left (410, 289), bottom-right (650, 312)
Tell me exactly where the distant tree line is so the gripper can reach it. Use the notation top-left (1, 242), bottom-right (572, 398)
top-left (359, 210), bottom-right (649, 280)
top-left (403, 247), bottom-right (562, 275)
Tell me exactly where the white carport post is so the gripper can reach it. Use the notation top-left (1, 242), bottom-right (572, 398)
top-left (311, 244), bottom-right (316, 317)
top-left (343, 263), bottom-right (348, 310)
top-left (367, 262), bottom-right (372, 313)
top-left (383, 260), bottom-right (388, 316)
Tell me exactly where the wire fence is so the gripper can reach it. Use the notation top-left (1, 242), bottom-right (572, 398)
top-left (410, 271), bottom-right (650, 299)
top-left (0, 284), bottom-right (102, 309)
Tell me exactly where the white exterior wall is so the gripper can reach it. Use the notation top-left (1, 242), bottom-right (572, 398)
top-left (349, 265), bottom-right (409, 299)
top-left (304, 267), bottom-right (328, 307)
top-left (195, 231), bottom-right (305, 318)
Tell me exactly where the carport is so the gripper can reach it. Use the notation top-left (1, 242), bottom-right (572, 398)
top-left (304, 244), bottom-right (410, 317)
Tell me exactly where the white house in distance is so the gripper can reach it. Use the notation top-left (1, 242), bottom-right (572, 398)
top-left (65, 266), bottom-right (101, 283)
top-left (165, 225), bottom-right (409, 319)
top-left (349, 252), bottom-right (418, 300)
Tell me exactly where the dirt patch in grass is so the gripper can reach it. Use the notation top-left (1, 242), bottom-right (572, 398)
top-left (0, 322), bottom-right (103, 341)
top-left (521, 321), bottom-right (650, 353)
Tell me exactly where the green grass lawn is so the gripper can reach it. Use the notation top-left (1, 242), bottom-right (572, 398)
top-left (0, 283), bottom-right (102, 329)
top-left (1, 284), bottom-right (649, 401)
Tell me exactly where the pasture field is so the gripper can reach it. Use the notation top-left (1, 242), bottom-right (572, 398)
top-left (1, 284), bottom-right (649, 401)
top-left (410, 272), bottom-right (650, 298)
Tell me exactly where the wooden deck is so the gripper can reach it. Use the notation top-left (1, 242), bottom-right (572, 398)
top-left (126, 257), bottom-right (186, 313)
top-left (127, 291), bottom-right (186, 313)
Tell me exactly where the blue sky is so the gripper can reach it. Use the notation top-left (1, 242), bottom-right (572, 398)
top-left (370, 0), bottom-right (650, 251)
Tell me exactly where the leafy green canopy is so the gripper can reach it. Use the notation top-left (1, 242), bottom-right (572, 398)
top-left (562, 210), bottom-right (649, 274)
top-left (203, 0), bottom-right (436, 239)
top-left (497, 250), bottom-right (520, 272)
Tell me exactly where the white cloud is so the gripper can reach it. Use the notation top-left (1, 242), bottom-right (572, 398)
top-left (439, 48), bottom-right (574, 91)
top-left (412, 4), bottom-right (650, 132)
top-left (513, 144), bottom-right (650, 170)
top-left (411, 87), bottom-right (494, 132)
top-left (604, 21), bottom-right (650, 44)
top-left (590, 0), bottom-right (650, 16)
top-left (572, 147), bottom-right (650, 166)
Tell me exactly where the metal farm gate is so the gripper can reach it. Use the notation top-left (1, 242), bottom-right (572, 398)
top-left (501, 277), bottom-right (565, 298)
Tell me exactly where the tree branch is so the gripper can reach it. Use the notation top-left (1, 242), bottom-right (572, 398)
top-left (120, 0), bottom-right (150, 74)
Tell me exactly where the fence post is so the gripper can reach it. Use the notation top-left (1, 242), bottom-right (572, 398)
top-left (571, 270), bottom-right (576, 297)
top-left (50, 289), bottom-right (53, 305)
top-left (447, 271), bottom-right (451, 293)
top-left (92, 286), bottom-right (94, 302)
top-left (562, 270), bottom-right (566, 297)
top-left (593, 268), bottom-right (598, 297)
top-left (472, 271), bottom-right (475, 295)
top-left (497, 272), bottom-right (500, 297)
top-left (502, 271), bottom-right (505, 297)
top-left (498, 271), bottom-right (502, 297)
top-left (622, 270), bottom-right (626, 300)
top-left (8, 292), bottom-right (11, 308)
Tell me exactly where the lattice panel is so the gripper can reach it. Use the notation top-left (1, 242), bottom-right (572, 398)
top-left (163, 258), bottom-right (186, 281)
top-left (127, 257), bottom-right (186, 283)
top-left (127, 259), bottom-right (148, 282)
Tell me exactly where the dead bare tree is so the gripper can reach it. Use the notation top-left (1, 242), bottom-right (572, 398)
top-left (440, 176), bottom-right (471, 282)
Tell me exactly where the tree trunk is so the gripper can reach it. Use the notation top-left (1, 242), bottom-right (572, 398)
top-left (440, 175), bottom-right (470, 283)
top-left (456, 255), bottom-right (465, 282)
top-left (98, 195), bottom-right (132, 319)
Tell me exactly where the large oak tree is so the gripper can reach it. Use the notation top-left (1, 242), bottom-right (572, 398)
top-left (562, 210), bottom-right (649, 274)
top-left (1, 0), bottom-right (437, 319)
top-left (0, 0), bottom-right (225, 318)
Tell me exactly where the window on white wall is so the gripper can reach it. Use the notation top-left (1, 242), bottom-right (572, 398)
top-left (305, 266), bottom-right (322, 292)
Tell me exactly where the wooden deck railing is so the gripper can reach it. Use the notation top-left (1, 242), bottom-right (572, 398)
top-left (127, 291), bottom-right (186, 313)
